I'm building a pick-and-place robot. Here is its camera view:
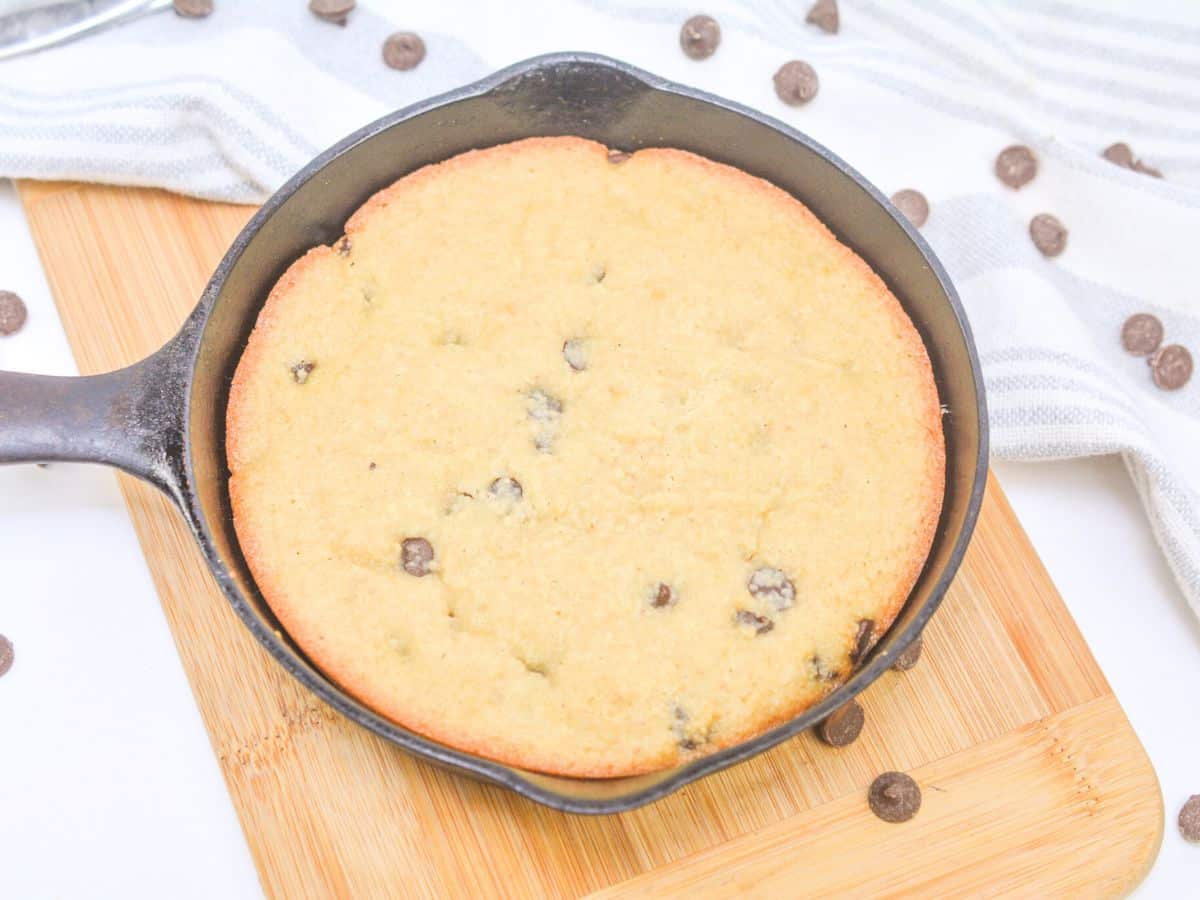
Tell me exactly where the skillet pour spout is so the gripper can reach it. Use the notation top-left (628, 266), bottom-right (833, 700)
top-left (0, 52), bottom-right (987, 814)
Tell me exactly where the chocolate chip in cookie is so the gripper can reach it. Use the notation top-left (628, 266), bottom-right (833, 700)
top-left (868, 771), bottom-right (922, 823)
top-left (334, 236), bottom-right (352, 256)
top-left (607, 148), bottom-right (631, 164)
top-left (735, 609), bottom-right (774, 635)
top-left (816, 698), bottom-right (864, 746)
top-left (748, 566), bottom-right (796, 611)
top-left (290, 360), bottom-right (316, 384)
top-left (400, 537), bottom-right (434, 576)
top-left (527, 388), bottom-right (563, 422)
top-left (488, 476), bottom-right (523, 502)
top-left (650, 582), bottom-right (678, 609)
top-left (563, 338), bottom-right (590, 371)
top-left (850, 618), bottom-right (876, 664)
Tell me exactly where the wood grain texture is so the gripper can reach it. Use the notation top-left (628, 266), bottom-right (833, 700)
top-left (17, 181), bottom-right (1163, 898)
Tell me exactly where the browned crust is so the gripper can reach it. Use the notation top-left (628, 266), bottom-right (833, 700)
top-left (227, 136), bottom-right (945, 778)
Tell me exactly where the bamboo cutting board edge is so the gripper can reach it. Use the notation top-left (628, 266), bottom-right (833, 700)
top-left (16, 179), bottom-right (1164, 898)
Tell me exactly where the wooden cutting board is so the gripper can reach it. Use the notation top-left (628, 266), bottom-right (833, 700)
top-left (18, 180), bottom-right (1163, 898)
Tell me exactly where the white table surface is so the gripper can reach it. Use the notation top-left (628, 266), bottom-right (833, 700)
top-left (1, 177), bottom-right (1197, 897)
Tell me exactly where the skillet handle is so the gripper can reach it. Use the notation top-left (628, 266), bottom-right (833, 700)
top-left (0, 318), bottom-right (197, 504)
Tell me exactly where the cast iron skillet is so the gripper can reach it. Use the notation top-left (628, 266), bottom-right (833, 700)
top-left (0, 53), bottom-right (987, 814)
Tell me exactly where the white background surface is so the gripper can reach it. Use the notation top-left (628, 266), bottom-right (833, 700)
top-left (1, 174), bottom-right (1197, 896)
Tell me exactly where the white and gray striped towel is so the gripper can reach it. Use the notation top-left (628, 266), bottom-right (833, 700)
top-left (1, 0), bottom-right (1199, 615)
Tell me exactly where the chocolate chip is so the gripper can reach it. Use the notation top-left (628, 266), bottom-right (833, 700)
top-left (850, 618), bottom-right (876, 664)
top-left (680, 15), bottom-right (721, 60)
top-left (774, 60), bottom-right (819, 106)
top-left (563, 338), bottom-right (589, 371)
top-left (1103, 143), bottom-right (1162, 178)
top-left (1121, 313), bottom-right (1164, 356)
top-left (0, 634), bottom-right (12, 677)
top-left (0, 290), bottom-right (28, 335)
top-left (806, 0), bottom-right (839, 34)
top-left (735, 610), bottom-right (774, 635)
top-left (290, 360), bottom-right (315, 384)
top-left (400, 537), bottom-right (434, 576)
top-left (868, 772), bottom-right (922, 823)
top-left (650, 582), bottom-right (678, 609)
top-left (488, 476), bottom-right (523, 502)
top-left (1179, 795), bottom-right (1200, 842)
top-left (995, 145), bottom-right (1037, 190)
top-left (890, 189), bottom-right (929, 228)
top-left (527, 389), bottom-right (562, 422)
top-left (1150, 344), bottom-right (1193, 391)
top-left (810, 655), bottom-right (839, 681)
top-left (1029, 213), bottom-right (1067, 257)
top-left (748, 566), bottom-right (796, 611)
top-left (309, 0), bottom-right (354, 25)
top-left (817, 699), bottom-right (864, 746)
top-left (368, 462), bottom-right (377, 471)
top-left (591, 263), bottom-right (607, 284)
top-left (173, 0), bottom-right (212, 17)
top-left (607, 148), bottom-right (631, 164)
top-left (892, 634), bottom-right (923, 671)
top-left (383, 32), bottom-right (426, 71)
top-left (334, 236), bottom-right (352, 256)
top-left (671, 704), bottom-right (706, 750)
top-left (1102, 142), bottom-right (1134, 168)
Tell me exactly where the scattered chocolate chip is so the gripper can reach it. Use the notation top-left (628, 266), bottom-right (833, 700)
top-left (850, 619), bottom-right (876, 664)
top-left (892, 635), bottom-right (923, 671)
top-left (680, 14), bottom-right (721, 60)
top-left (527, 388), bottom-right (563, 423)
top-left (488, 476), bottom-right (523, 502)
top-left (891, 190), bottom-right (929, 228)
top-left (368, 462), bottom-right (377, 471)
top-left (650, 582), bottom-right (678, 609)
top-left (0, 290), bottom-right (28, 335)
top-left (748, 566), bottom-right (796, 611)
top-left (1121, 313), bottom-right (1164, 356)
top-left (1150, 344), bottom-right (1193, 391)
top-left (309, 0), bottom-right (354, 25)
top-left (400, 537), bottom-right (434, 576)
top-left (563, 338), bottom-right (589, 372)
top-left (869, 771), bottom-right (922, 823)
top-left (1102, 142), bottom-right (1134, 168)
top-left (173, 0), bottom-right (212, 17)
top-left (806, 0), bottom-right (839, 34)
top-left (735, 609), bottom-right (774, 635)
top-left (1029, 213), bottom-right (1068, 257)
top-left (0, 634), bottom-right (12, 677)
top-left (1102, 143), bottom-right (1162, 178)
top-left (994, 145), bottom-right (1037, 189)
top-left (290, 360), bottom-right (316, 384)
top-left (383, 32), bottom-right (426, 71)
top-left (817, 699), bottom-right (864, 746)
top-left (607, 148), bottom-right (631, 164)
top-left (591, 263), bottom-right (607, 284)
top-left (774, 60), bottom-right (819, 106)
top-left (334, 236), bottom-right (352, 256)
top-left (1179, 795), bottom-right (1200, 842)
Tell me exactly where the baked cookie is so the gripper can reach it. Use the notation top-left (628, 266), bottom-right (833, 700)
top-left (227, 137), bottom-right (944, 776)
